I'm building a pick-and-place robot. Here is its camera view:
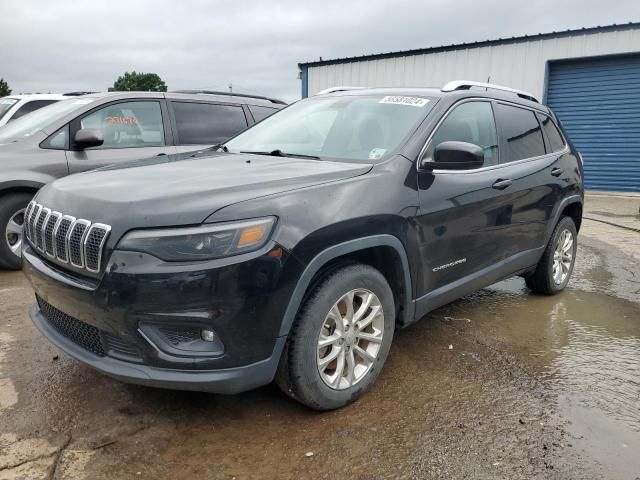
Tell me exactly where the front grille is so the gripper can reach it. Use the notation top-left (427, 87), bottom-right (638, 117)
top-left (159, 327), bottom-right (201, 346)
top-left (25, 201), bottom-right (111, 273)
top-left (103, 333), bottom-right (142, 361)
top-left (37, 295), bottom-right (105, 356)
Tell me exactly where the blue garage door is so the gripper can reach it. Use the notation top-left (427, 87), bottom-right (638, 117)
top-left (546, 55), bottom-right (640, 192)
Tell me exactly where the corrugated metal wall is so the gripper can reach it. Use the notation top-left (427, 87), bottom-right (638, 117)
top-left (306, 27), bottom-right (640, 100)
top-left (547, 55), bottom-right (640, 192)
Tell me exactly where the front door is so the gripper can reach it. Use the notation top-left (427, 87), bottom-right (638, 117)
top-left (415, 100), bottom-right (513, 303)
top-left (66, 100), bottom-right (175, 173)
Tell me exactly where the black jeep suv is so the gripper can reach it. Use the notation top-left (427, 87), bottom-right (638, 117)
top-left (23, 81), bottom-right (583, 410)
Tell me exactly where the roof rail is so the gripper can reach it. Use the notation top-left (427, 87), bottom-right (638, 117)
top-left (441, 80), bottom-right (539, 103)
top-left (315, 86), bottom-right (365, 95)
top-left (171, 90), bottom-right (287, 105)
top-left (63, 91), bottom-right (97, 96)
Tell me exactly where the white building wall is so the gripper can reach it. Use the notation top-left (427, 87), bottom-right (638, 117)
top-left (306, 28), bottom-right (640, 99)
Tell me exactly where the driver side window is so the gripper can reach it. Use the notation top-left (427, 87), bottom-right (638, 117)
top-left (429, 101), bottom-right (499, 167)
top-left (79, 101), bottom-right (165, 149)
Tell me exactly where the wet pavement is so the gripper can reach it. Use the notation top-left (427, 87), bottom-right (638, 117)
top-left (1, 217), bottom-right (639, 479)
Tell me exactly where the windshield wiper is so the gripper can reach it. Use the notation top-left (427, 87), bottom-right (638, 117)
top-left (190, 143), bottom-right (228, 157)
top-left (240, 149), bottom-right (320, 160)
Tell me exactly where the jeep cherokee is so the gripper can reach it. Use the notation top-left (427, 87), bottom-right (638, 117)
top-left (23, 81), bottom-right (583, 410)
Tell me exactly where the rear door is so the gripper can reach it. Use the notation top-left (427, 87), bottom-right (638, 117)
top-left (168, 100), bottom-right (249, 153)
top-left (491, 102), bottom-right (562, 258)
top-left (66, 99), bottom-right (175, 173)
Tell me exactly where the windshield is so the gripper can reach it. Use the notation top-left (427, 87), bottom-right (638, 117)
top-left (0, 98), bottom-right (18, 121)
top-left (225, 94), bottom-right (435, 162)
top-left (0, 97), bottom-right (95, 143)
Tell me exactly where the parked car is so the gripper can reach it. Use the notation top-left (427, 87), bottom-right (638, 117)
top-left (0, 93), bottom-right (68, 127)
top-left (22, 81), bottom-right (583, 410)
top-left (0, 90), bottom-right (285, 268)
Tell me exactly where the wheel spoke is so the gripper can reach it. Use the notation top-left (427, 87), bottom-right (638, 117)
top-left (6, 219), bottom-right (23, 235)
top-left (353, 345), bottom-right (376, 363)
top-left (345, 349), bottom-right (356, 387)
top-left (357, 331), bottom-right (382, 344)
top-left (330, 350), bottom-right (346, 388)
top-left (356, 305), bottom-right (382, 331)
top-left (318, 332), bottom-right (342, 349)
top-left (318, 345), bottom-right (342, 369)
top-left (353, 292), bottom-right (373, 322)
top-left (327, 305), bottom-right (345, 334)
top-left (344, 291), bottom-right (355, 322)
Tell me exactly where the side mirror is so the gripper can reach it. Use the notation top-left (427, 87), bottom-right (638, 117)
top-left (73, 129), bottom-right (104, 150)
top-left (421, 141), bottom-right (484, 170)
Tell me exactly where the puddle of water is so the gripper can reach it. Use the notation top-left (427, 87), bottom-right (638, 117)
top-left (445, 277), bottom-right (640, 479)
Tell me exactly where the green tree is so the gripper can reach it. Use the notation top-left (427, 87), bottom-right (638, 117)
top-left (111, 71), bottom-right (167, 92)
top-left (0, 78), bottom-right (11, 97)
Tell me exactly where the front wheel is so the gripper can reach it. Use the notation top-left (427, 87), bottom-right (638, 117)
top-left (276, 263), bottom-right (395, 410)
top-left (526, 216), bottom-right (578, 295)
top-left (0, 193), bottom-right (33, 270)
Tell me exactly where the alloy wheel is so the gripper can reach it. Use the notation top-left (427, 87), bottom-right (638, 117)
top-left (5, 207), bottom-right (25, 259)
top-left (552, 229), bottom-right (573, 285)
top-left (316, 289), bottom-right (385, 390)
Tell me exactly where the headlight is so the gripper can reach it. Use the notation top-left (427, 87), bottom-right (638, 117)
top-left (117, 217), bottom-right (276, 261)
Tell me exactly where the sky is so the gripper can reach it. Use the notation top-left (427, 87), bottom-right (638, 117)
top-left (1, 0), bottom-right (638, 102)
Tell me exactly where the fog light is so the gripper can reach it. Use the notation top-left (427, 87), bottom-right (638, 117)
top-left (200, 329), bottom-right (216, 342)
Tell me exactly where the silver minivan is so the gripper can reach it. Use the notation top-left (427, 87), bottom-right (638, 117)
top-left (0, 90), bottom-right (284, 269)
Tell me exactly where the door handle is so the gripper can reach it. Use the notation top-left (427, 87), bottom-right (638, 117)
top-left (156, 153), bottom-right (167, 156)
top-left (551, 167), bottom-right (564, 177)
top-left (492, 178), bottom-right (512, 190)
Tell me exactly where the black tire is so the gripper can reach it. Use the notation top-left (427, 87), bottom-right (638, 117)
top-left (276, 263), bottom-right (395, 410)
top-left (525, 216), bottom-right (577, 295)
top-left (0, 193), bottom-right (33, 270)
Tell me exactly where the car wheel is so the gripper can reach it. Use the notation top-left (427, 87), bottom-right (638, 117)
top-left (525, 216), bottom-right (578, 295)
top-left (0, 193), bottom-right (33, 270)
top-left (276, 263), bottom-right (395, 410)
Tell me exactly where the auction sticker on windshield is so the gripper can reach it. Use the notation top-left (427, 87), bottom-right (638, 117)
top-left (379, 96), bottom-right (430, 107)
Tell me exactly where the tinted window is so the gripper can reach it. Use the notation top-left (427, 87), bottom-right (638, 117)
top-left (173, 102), bottom-right (247, 144)
top-left (430, 101), bottom-right (498, 166)
top-left (248, 105), bottom-right (278, 122)
top-left (80, 101), bottom-right (165, 148)
top-left (537, 113), bottom-right (565, 153)
top-left (495, 104), bottom-right (545, 162)
top-left (0, 98), bottom-right (18, 120)
top-left (10, 100), bottom-right (59, 121)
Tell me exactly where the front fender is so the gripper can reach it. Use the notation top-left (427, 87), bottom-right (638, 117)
top-left (278, 234), bottom-right (414, 336)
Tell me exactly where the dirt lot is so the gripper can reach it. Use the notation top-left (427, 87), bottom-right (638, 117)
top-left (1, 202), bottom-right (639, 479)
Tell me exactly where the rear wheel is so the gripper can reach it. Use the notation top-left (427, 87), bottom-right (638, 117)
top-left (276, 263), bottom-right (395, 410)
top-left (525, 216), bottom-right (577, 295)
top-left (0, 193), bottom-right (33, 270)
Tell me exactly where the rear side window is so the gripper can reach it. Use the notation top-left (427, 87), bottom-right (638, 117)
top-left (495, 104), bottom-right (545, 162)
top-left (248, 105), bottom-right (278, 122)
top-left (172, 102), bottom-right (247, 144)
top-left (80, 101), bottom-right (165, 148)
top-left (10, 100), bottom-right (59, 121)
top-left (430, 101), bottom-right (499, 167)
top-left (537, 113), bottom-right (565, 153)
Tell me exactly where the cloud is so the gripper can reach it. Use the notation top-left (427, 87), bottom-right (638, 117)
top-left (0, 0), bottom-right (637, 102)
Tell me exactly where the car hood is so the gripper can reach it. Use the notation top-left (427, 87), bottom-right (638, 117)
top-left (35, 152), bottom-right (372, 233)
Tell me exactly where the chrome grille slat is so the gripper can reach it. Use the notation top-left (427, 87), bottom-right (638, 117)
top-left (26, 203), bottom-right (110, 273)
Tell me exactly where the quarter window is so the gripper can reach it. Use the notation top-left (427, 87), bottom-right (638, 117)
top-left (495, 104), bottom-right (545, 162)
top-left (80, 101), bottom-right (165, 148)
top-left (537, 113), bottom-right (565, 153)
top-left (172, 102), bottom-right (247, 144)
top-left (429, 101), bottom-right (499, 167)
top-left (248, 105), bottom-right (278, 123)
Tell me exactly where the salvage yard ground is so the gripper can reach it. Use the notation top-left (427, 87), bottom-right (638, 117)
top-left (1, 194), bottom-right (639, 480)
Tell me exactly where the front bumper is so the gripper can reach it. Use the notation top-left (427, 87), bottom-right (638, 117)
top-left (30, 304), bottom-right (286, 393)
top-left (23, 243), bottom-right (303, 393)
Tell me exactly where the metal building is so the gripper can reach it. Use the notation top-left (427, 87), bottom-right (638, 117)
top-left (298, 23), bottom-right (640, 192)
